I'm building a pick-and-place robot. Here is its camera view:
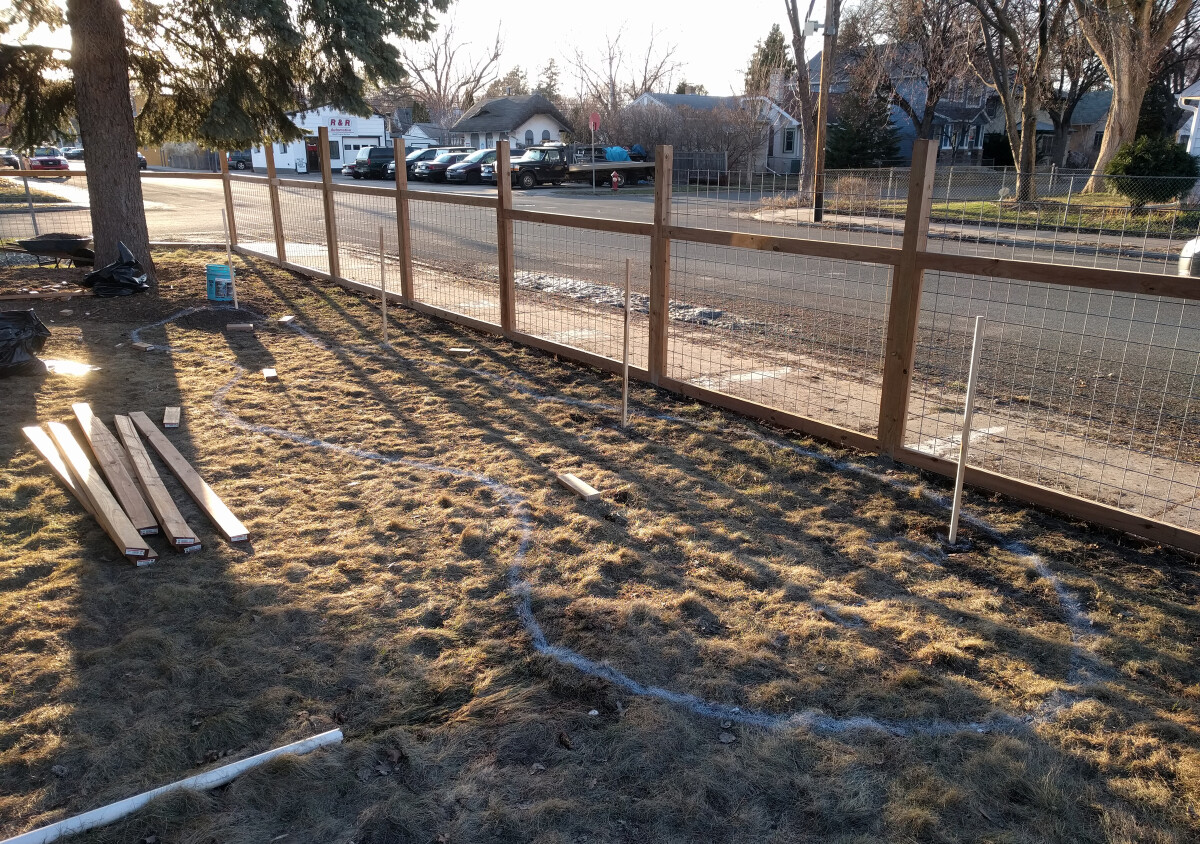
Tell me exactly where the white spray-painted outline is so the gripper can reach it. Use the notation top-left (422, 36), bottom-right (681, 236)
top-left (130, 306), bottom-right (1101, 735)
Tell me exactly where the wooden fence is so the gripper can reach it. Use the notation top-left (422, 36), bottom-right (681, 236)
top-left (221, 128), bottom-right (1200, 553)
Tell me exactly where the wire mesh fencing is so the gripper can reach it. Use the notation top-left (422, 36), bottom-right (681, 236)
top-left (513, 222), bottom-right (650, 369)
top-left (922, 168), bottom-right (1200, 275)
top-left (276, 183), bottom-right (331, 276)
top-left (408, 198), bottom-right (499, 325)
top-left (667, 239), bottom-right (893, 434)
top-left (229, 179), bottom-right (276, 257)
top-left (0, 173), bottom-right (93, 248)
top-left (332, 190), bottom-right (401, 296)
top-left (907, 271), bottom-right (1200, 530)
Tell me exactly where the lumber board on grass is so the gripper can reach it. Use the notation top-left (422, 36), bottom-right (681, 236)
top-left (262, 368), bottom-right (278, 381)
top-left (22, 425), bottom-right (97, 517)
top-left (72, 403), bottom-right (158, 535)
top-left (226, 323), bottom-right (254, 332)
top-left (46, 421), bottom-right (154, 562)
top-left (0, 290), bottom-right (92, 301)
top-left (557, 473), bottom-right (601, 502)
top-left (129, 412), bottom-right (250, 543)
top-left (163, 407), bottom-right (181, 428)
top-left (114, 415), bottom-right (199, 549)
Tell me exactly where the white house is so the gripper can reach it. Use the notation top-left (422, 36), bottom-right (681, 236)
top-left (449, 94), bottom-right (572, 149)
top-left (251, 106), bottom-right (391, 172)
top-left (1178, 80), bottom-right (1200, 156)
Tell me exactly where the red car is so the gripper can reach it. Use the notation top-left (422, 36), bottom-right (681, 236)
top-left (29, 147), bottom-right (69, 171)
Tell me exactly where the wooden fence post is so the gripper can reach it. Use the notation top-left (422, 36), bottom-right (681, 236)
top-left (219, 151), bottom-right (238, 246)
top-left (877, 138), bottom-right (937, 457)
top-left (264, 143), bottom-right (287, 265)
top-left (648, 145), bottom-right (673, 385)
top-left (392, 138), bottom-right (414, 304)
top-left (496, 140), bottom-right (516, 333)
top-left (318, 126), bottom-right (341, 279)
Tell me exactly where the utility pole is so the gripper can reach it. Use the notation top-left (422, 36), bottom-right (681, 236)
top-left (812, 0), bottom-right (840, 223)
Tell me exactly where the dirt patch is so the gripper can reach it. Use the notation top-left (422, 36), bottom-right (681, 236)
top-left (0, 252), bottom-right (1198, 843)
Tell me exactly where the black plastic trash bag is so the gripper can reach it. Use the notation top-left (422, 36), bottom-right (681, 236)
top-left (0, 309), bottom-right (51, 377)
top-left (82, 242), bottom-right (150, 297)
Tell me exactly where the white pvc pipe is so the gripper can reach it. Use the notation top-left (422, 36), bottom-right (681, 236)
top-left (2, 729), bottom-right (342, 844)
top-left (622, 257), bottom-right (631, 428)
top-left (948, 316), bottom-right (985, 545)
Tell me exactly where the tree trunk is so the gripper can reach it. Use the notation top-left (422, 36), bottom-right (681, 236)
top-left (1084, 68), bottom-right (1148, 191)
top-left (1016, 111), bottom-right (1038, 201)
top-left (1049, 116), bottom-right (1069, 167)
top-left (67, 0), bottom-right (152, 273)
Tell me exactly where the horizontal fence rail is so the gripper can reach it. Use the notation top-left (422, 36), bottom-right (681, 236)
top-left (210, 134), bottom-right (1200, 553)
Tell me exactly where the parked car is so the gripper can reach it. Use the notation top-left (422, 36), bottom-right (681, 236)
top-left (64, 147), bottom-right (86, 160)
top-left (0, 148), bottom-right (19, 168)
top-left (28, 147), bottom-right (69, 172)
top-left (387, 146), bottom-right (472, 179)
top-left (343, 146), bottom-right (394, 179)
top-left (228, 150), bottom-right (253, 170)
top-left (445, 148), bottom-right (498, 185)
top-left (412, 152), bottom-right (469, 182)
top-left (137, 152), bottom-right (148, 170)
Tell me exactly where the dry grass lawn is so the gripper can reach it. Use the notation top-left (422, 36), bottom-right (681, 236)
top-left (1, 252), bottom-right (1199, 843)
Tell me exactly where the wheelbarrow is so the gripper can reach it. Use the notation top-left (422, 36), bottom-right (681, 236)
top-left (15, 234), bottom-right (95, 268)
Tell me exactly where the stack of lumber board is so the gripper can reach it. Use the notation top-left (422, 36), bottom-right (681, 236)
top-left (21, 403), bottom-right (250, 565)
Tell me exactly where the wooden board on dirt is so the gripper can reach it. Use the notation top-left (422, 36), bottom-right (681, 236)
top-left (557, 473), bottom-right (602, 502)
top-left (163, 407), bottom-right (181, 428)
top-left (72, 403), bottom-right (158, 535)
top-left (129, 411), bottom-right (250, 543)
top-left (46, 421), bottom-right (155, 563)
top-left (22, 425), bottom-right (97, 518)
top-left (0, 290), bottom-right (92, 301)
top-left (113, 415), bottom-right (199, 550)
top-left (226, 323), bottom-right (254, 332)
top-left (262, 368), bottom-right (278, 381)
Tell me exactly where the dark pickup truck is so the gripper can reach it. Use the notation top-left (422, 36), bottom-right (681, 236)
top-left (484, 144), bottom-right (654, 189)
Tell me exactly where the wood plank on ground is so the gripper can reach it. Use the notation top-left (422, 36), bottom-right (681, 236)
top-left (129, 411), bottom-right (250, 543)
top-left (72, 403), bottom-right (158, 535)
top-left (46, 421), bottom-right (155, 563)
top-left (113, 415), bottom-right (199, 549)
top-left (22, 425), bottom-right (97, 517)
top-left (163, 407), bottom-right (181, 428)
top-left (556, 473), bottom-right (601, 502)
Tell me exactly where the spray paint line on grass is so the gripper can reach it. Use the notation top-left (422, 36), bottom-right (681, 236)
top-left (134, 306), bottom-right (1098, 735)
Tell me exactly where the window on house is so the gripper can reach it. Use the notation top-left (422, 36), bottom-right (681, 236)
top-left (328, 140), bottom-right (340, 160)
top-left (940, 126), bottom-right (952, 149)
top-left (486, 132), bottom-right (493, 147)
top-left (768, 126), bottom-right (776, 155)
top-left (471, 132), bottom-right (480, 148)
top-left (783, 128), bottom-right (795, 153)
top-left (1093, 130), bottom-right (1104, 149)
top-left (525, 129), bottom-right (534, 146)
top-left (542, 130), bottom-right (551, 142)
top-left (277, 142), bottom-right (287, 154)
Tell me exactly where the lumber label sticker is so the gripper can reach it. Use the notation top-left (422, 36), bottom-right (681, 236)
top-left (138, 527), bottom-right (159, 535)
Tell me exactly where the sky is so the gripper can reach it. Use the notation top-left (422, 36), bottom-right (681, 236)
top-left (16, 1), bottom-right (823, 97)
top-left (440, 1), bottom-right (804, 97)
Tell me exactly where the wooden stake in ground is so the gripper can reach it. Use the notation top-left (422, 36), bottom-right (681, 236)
top-left (22, 425), bottom-right (96, 517)
top-left (163, 407), bottom-right (181, 428)
top-left (622, 257), bottom-right (631, 428)
top-left (379, 225), bottom-right (388, 345)
top-left (221, 207), bottom-right (239, 310)
top-left (46, 421), bottom-right (155, 563)
top-left (129, 411), bottom-right (250, 543)
top-left (72, 403), bottom-right (158, 535)
top-left (948, 316), bottom-right (985, 545)
top-left (113, 415), bottom-right (199, 549)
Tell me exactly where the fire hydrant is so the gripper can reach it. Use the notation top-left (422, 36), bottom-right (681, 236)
top-left (610, 170), bottom-right (620, 192)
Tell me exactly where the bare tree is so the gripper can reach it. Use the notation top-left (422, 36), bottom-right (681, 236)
top-left (1156, 3), bottom-right (1200, 97)
top-left (400, 22), bottom-right (502, 128)
top-left (861, 0), bottom-right (975, 140)
top-left (783, 0), bottom-right (820, 197)
top-left (1071, 0), bottom-right (1192, 187)
top-left (971, 0), bottom-right (1068, 201)
top-left (612, 102), bottom-right (767, 173)
top-left (1043, 11), bottom-right (1107, 167)
top-left (567, 28), bottom-right (680, 120)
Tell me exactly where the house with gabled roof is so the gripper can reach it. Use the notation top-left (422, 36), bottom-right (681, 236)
top-left (449, 94), bottom-right (572, 150)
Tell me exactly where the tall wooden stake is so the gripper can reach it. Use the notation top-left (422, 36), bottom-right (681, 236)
top-left (622, 257), bottom-right (631, 427)
top-left (221, 207), bottom-right (238, 310)
top-left (392, 138), bottom-right (414, 304)
top-left (648, 145), bottom-right (673, 385)
top-left (379, 225), bottom-right (388, 345)
top-left (877, 138), bottom-right (937, 456)
top-left (948, 316), bottom-right (984, 545)
top-left (318, 126), bottom-right (341, 279)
